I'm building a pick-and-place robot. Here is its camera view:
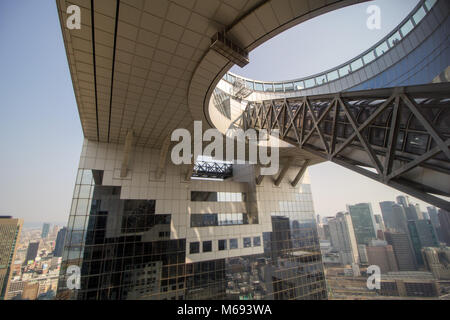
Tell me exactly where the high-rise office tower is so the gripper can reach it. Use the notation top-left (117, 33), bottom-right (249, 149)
top-left (407, 220), bottom-right (439, 265)
top-left (328, 212), bottom-right (359, 265)
top-left (426, 207), bottom-right (441, 235)
top-left (0, 216), bottom-right (23, 300)
top-left (384, 231), bottom-right (417, 271)
top-left (366, 240), bottom-right (398, 273)
top-left (379, 201), bottom-right (396, 230)
top-left (41, 223), bottom-right (50, 239)
top-left (347, 203), bottom-right (377, 245)
top-left (57, 166), bottom-right (327, 300)
top-left (438, 209), bottom-right (450, 246)
top-left (24, 242), bottom-right (40, 265)
top-left (374, 214), bottom-right (385, 232)
top-left (53, 227), bottom-right (67, 257)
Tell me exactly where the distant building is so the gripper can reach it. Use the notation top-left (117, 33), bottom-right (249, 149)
top-left (438, 209), bottom-right (450, 246)
top-left (374, 214), bottom-right (385, 232)
top-left (41, 223), bottom-right (50, 239)
top-left (379, 271), bottom-right (440, 297)
top-left (328, 212), bottom-right (359, 265)
top-left (384, 231), bottom-right (417, 271)
top-left (422, 247), bottom-right (450, 280)
top-left (53, 227), bottom-right (67, 257)
top-left (408, 220), bottom-right (439, 265)
top-left (380, 201), bottom-right (396, 229)
top-left (24, 242), bottom-right (40, 265)
top-left (22, 282), bottom-right (39, 300)
top-left (347, 203), bottom-right (377, 245)
top-left (366, 240), bottom-right (398, 273)
top-left (427, 207), bottom-right (443, 242)
top-left (357, 245), bottom-right (368, 265)
top-left (380, 202), bottom-right (408, 232)
top-left (0, 216), bottom-right (23, 300)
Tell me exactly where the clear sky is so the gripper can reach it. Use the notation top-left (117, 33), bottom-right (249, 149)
top-left (0, 0), bottom-right (435, 226)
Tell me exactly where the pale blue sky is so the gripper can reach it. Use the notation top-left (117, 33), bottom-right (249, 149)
top-left (0, 0), bottom-right (433, 225)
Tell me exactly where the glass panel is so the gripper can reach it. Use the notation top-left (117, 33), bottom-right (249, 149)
top-left (363, 51), bottom-right (376, 64)
top-left (339, 65), bottom-right (351, 77)
top-left (375, 41), bottom-right (389, 57)
top-left (425, 0), bottom-right (437, 11)
top-left (202, 241), bottom-right (212, 252)
top-left (218, 240), bottom-right (227, 251)
top-left (413, 6), bottom-right (426, 24)
top-left (304, 78), bottom-right (315, 88)
top-left (284, 82), bottom-right (294, 91)
top-left (350, 58), bottom-right (363, 71)
top-left (227, 74), bottom-right (235, 84)
top-left (229, 239), bottom-right (238, 249)
top-left (76, 199), bottom-right (89, 215)
top-left (327, 70), bottom-right (339, 81)
top-left (294, 81), bottom-right (304, 90)
top-left (245, 80), bottom-right (254, 90)
top-left (388, 31), bottom-right (402, 47)
top-left (243, 237), bottom-right (251, 248)
top-left (274, 83), bottom-right (283, 92)
top-left (315, 75), bottom-right (327, 85)
top-left (81, 170), bottom-right (93, 185)
top-left (253, 236), bottom-right (261, 247)
top-left (79, 185), bottom-right (91, 199)
top-left (400, 19), bottom-right (414, 37)
top-left (254, 82), bottom-right (263, 91)
top-left (263, 83), bottom-right (273, 92)
top-left (189, 242), bottom-right (200, 254)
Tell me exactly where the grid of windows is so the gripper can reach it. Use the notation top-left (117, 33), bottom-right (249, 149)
top-left (190, 191), bottom-right (246, 202)
top-left (190, 213), bottom-right (248, 227)
top-left (59, 168), bottom-right (327, 300)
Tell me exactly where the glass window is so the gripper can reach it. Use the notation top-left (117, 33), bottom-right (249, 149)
top-left (388, 31), bottom-right (402, 47)
top-left (350, 58), bottom-right (363, 71)
top-left (284, 82), bottom-right (294, 91)
top-left (316, 75), bottom-right (327, 85)
top-left (339, 65), bottom-right (351, 77)
top-left (253, 236), bottom-right (261, 247)
top-left (78, 185), bottom-right (91, 199)
top-left (254, 82), bottom-right (263, 91)
top-left (294, 81), bottom-right (304, 90)
top-left (304, 78), bottom-right (315, 88)
top-left (243, 237), bottom-right (251, 248)
top-left (375, 41), bottom-right (389, 57)
top-left (327, 70), bottom-right (339, 81)
top-left (400, 19), bottom-right (414, 37)
top-left (76, 199), bottom-right (89, 215)
top-left (189, 242), bottom-right (200, 254)
top-left (363, 51), bottom-right (376, 64)
top-left (413, 7), bottom-right (426, 25)
top-left (425, 0), bottom-right (437, 11)
top-left (227, 74), bottom-right (235, 84)
top-left (202, 241), bottom-right (212, 252)
top-left (263, 83), bottom-right (273, 92)
top-left (274, 83), bottom-right (283, 92)
top-left (81, 170), bottom-right (93, 185)
top-left (245, 80), bottom-right (254, 90)
top-left (218, 239), bottom-right (227, 251)
top-left (229, 238), bottom-right (238, 249)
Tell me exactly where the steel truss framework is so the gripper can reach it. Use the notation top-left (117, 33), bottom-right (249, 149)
top-left (192, 161), bottom-right (233, 180)
top-left (241, 83), bottom-right (450, 210)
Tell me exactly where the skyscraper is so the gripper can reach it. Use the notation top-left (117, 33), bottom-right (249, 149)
top-left (0, 216), bottom-right (23, 300)
top-left (384, 231), bottom-right (417, 271)
top-left (53, 227), bottom-right (67, 257)
top-left (438, 209), bottom-right (450, 246)
top-left (24, 242), bottom-right (40, 265)
top-left (380, 201), bottom-right (395, 229)
top-left (407, 220), bottom-right (439, 265)
top-left (347, 203), bottom-right (377, 245)
top-left (366, 241), bottom-right (398, 273)
top-left (41, 223), bottom-right (50, 239)
top-left (328, 212), bottom-right (359, 265)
